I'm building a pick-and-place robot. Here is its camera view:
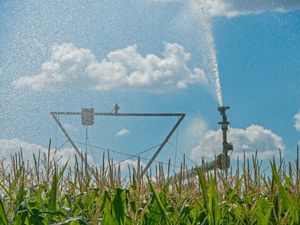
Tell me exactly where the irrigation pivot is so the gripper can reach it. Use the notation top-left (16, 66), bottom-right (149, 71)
top-left (184, 106), bottom-right (233, 175)
top-left (51, 104), bottom-right (185, 175)
top-left (217, 106), bottom-right (232, 169)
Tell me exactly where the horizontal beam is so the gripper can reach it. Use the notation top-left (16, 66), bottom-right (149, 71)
top-left (51, 112), bottom-right (185, 117)
top-left (51, 110), bottom-right (185, 175)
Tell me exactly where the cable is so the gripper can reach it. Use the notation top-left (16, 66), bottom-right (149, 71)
top-left (55, 140), bottom-right (69, 151)
top-left (54, 115), bottom-right (72, 152)
top-left (73, 141), bottom-right (181, 168)
top-left (167, 141), bottom-right (198, 166)
top-left (55, 115), bottom-right (60, 150)
top-left (173, 121), bottom-right (179, 172)
top-left (117, 143), bottom-right (162, 164)
top-left (85, 126), bottom-right (88, 152)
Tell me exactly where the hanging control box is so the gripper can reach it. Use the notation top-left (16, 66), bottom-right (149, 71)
top-left (81, 108), bottom-right (94, 126)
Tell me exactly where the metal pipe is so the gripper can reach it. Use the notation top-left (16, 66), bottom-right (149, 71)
top-left (51, 112), bottom-right (87, 164)
top-left (51, 112), bottom-right (184, 117)
top-left (51, 107), bottom-right (186, 174)
top-left (183, 153), bottom-right (230, 177)
top-left (141, 114), bottom-right (185, 175)
top-left (181, 106), bottom-right (233, 176)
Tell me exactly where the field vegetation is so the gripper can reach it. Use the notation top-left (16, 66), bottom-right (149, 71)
top-left (0, 143), bottom-right (300, 224)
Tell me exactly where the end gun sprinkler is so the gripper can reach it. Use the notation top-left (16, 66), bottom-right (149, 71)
top-left (198, 106), bottom-right (233, 172)
top-left (216, 106), bottom-right (232, 170)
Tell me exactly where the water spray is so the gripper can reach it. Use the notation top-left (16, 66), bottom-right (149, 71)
top-left (193, 0), bottom-right (232, 171)
top-left (193, 0), bottom-right (223, 106)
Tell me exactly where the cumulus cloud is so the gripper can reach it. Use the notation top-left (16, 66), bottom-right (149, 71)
top-left (62, 123), bottom-right (79, 132)
top-left (153, 0), bottom-right (300, 17)
top-left (118, 159), bottom-right (146, 173)
top-left (204, 0), bottom-right (300, 17)
top-left (116, 129), bottom-right (131, 137)
top-left (0, 138), bottom-right (94, 167)
top-left (295, 111), bottom-right (300, 132)
top-left (12, 42), bottom-right (208, 92)
top-left (189, 118), bottom-right (284, 162)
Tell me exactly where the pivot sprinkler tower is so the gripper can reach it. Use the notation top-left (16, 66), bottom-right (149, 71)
top-left (199, 106), bottom-right (232, 171)
top-left (51, 104), bottom-right (185, 175)
top-left (217, 106), bottom-right (233, 169)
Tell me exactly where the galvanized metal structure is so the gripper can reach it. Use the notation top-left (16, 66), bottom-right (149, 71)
top-left (51, 104), bottom-right (185, 175)
top-left (185, 106), bottom-right (233, 175)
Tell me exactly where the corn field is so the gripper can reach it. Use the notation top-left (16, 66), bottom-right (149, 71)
top-left (0, 145), bottom-right (300, 225)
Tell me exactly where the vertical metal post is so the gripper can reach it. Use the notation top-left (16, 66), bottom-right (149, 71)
top-left (217, 106), bottom-right (233, 172)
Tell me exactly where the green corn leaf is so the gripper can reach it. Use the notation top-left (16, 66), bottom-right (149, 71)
top-left (101, 191), bottom-right (119, 225)
top-left (50, 217), bottom-right (87, 225)
top-left (208, 177), bottom-right (220, 225)
top-left (16, 181), bottom-right (25, 209)
top-left (48, 167), bottom-right (58, 224)
top-left (112, 188), bottom-right (127, 225)
top-left (176, 199), bottom-right (192, 224)
top-left (0, 180), bottom-right (15, 204)
top-left (145, 196), bottom-right (161, 225)
top-left (256, 198), bottom-right (272, 225)
top-left (49, 168), bottom-right (57, 211)
top-left (14, 180), bottom-right (26, 224)
top-left (147, 176), bottom-right (171, 225)
top-left (0, 198), bottom-right (9, 225)
top-left (271, 162), bottom-right (291, 211)
top-left (57, 160), bottom-right (69, 183)
top-left (196, 168), bottom-right (208, 210)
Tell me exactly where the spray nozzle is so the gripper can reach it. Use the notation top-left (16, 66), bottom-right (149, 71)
top-left (217, 106), bottom-right (230, 113)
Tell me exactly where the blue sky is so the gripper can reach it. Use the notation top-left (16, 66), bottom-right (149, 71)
top-left (1, 0), bottom-right (300, 171)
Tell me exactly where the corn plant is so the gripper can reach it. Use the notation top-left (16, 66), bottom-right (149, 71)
top-left (0, 144), bottom-right (300, 224)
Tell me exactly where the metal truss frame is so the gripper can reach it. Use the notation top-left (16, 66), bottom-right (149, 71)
top-left (51, 109), bottom-right (185, 175)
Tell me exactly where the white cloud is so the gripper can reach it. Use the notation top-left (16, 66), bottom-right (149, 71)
top-left (189, 118), bottom-right (284, 162)
top-left (149, 0), bottom-right (180, 2)
top-left (202, 0), bottom-right (300, 17)
top-left (12, 42), bottom-right (208, 92)
top-left (118, 159), bottom-right (146, 173)
top-left (295, 111), bottom-right (300, 132)
top-left (62, 123), bottom-right (79, 132)
top-left (116, 129), bottom-right (131, 137)
top-left (0, 138), bottom-right (94, 168)
top-left (153, 0), bottom-right (300, 17)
